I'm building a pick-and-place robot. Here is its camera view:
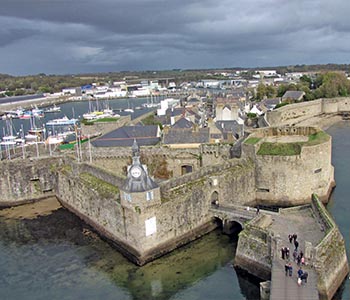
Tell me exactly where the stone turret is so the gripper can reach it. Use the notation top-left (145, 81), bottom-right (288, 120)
top-left (121, 140), bottom-right (161, 209)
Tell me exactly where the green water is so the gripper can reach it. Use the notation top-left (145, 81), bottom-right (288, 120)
top-left (0, 208), bottom-right (260, 300)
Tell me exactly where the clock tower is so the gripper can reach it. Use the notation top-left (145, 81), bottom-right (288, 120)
top-left (120, 140), bottom-right (161, 209)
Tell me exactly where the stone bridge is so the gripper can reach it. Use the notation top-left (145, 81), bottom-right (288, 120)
top-left (209, 205), bottom-right (267, 234)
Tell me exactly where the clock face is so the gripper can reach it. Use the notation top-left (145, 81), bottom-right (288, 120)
top-left (130, 166), bottom-right (142, 178)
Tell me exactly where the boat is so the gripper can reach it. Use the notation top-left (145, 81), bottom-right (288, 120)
top-left (28, 115), bottom-right (46, 137)
top-left (31, 107), bottom-right (44, 118)
top-left (83, 108), bottom-right (117, 120)
top-left (0, 119), bottom-right (20, 146)
top-left (124, 108), bottom-right (134, 113)
top-left (46, 116), bottom-right (79, 126)
top-left (46, 135), bottom-right (65, 145)
top-left (45, 105), bottom-right (61, 113)
top-left (0, 135), bottom-right (17, 146)
top-left (19, 111), bottom-right (32, 119)
top-left (83, 110), bottom-right (104, 120)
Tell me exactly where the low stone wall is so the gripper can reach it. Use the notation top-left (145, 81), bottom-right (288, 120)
top-left (311, 194), bottom-right (349, 300)
top-left (0, 157), bottom-right (61, 206)
top-left (234, 215), bottom-right (273, 280)
top-left (266, 97), bottom-right (350, 126)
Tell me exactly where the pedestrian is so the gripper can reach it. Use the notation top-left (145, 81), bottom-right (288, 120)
top-left (301, 257), bottom-right (305, 265)
top-left (285, 263), bottom-right (289, 276)
top-left (288, 263), bottom-right (293, 276)
top-left (285, 247), bottom-right (290, 260)
top-left (294, 234), bottom-right (298, 241)
top-left (299, 250), bottom-right (304, 258)
top-left (256, 205), bottom-right (260, 215)
top-left (288, 234), bottom-right (293, 243)
top-left (297, 254), bottom-right (301, 266)
top-left (297, 267), bottom-right (303, 278)
top-left (294, 240), bottom-right (299, 251)
top-left (281, 247), bottom-right (285, 259)
top-left (293, 250), bottom-right (298, 262)
top-left (302, 271), bottom-right (308, 283)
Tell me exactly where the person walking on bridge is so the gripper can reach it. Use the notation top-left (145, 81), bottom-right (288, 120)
top-left (294, 239), bottom-right (299, 251)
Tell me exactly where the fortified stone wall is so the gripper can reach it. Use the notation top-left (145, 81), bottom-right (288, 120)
top-left (234, 214), bottom-right (273, 280)
top-left (0, 157), bottom-right (61, 206)
top-left (266, 97), bottom-right (350, 126)
top-left (311, 195), bottom-right (349, 300)
top-left (242, 127), bottom-right (335, 206)
top-left (55, 166), bottom-right (147, 263)
top-left (81, 144), bottom-right (232, 179)
top-left (54, 156), bottom-right (255, 265)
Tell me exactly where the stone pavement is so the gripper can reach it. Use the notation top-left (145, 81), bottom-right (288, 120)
top-left (269, 208), bottom-right (324, 300)
top-left (270, 255), bottom-right (319, 300)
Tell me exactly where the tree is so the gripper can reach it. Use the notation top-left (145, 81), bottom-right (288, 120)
top-left (256, 83), bottom-right (266, 101)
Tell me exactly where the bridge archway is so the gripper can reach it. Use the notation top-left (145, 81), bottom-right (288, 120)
top-left (214, 217), bottom-right (243, 235)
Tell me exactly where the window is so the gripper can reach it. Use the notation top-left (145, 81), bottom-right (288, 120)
top-left (124, 193), bottom-right (132, 202)
top-left (145, 217), bottom-right (157, 236)
top-left (146, 191), bottom-right (154, 201)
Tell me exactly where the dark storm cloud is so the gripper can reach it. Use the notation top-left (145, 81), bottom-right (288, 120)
top-left (1, 0), bottom-right (350, 74)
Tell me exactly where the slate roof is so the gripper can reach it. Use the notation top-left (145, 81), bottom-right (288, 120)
top-left (216, 120), bottom-right (244, 138)
top-left (91, 125), bottom-right (160, 147)
top-left (282, 91), bottom-right (305, 101)
top-left (263, 98), bottom-right (281, 106)
top-left (172, 117), bottom-right (194, 129)
top-left (163, 128), bottom-right (210, 144)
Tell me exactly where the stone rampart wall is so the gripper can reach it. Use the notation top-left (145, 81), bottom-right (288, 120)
top-left (266, 97), bottom-right (350, 126)
top-left (82, 144), bottom-right (232, 179)
top-left (311, 195), bottom-right (349, 300)
top-left (242, 127), bottom-right (335, 206)
top-left (234, 216), bottom-right (272, 280)
top-left (0, 157), bottom-right (61, 206)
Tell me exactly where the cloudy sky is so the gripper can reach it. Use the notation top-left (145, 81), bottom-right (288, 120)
top-left (0, 0), bottom-right (349, 75)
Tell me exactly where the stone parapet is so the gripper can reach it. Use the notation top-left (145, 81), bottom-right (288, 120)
top-left (311, 194), bottom-right (349, 300)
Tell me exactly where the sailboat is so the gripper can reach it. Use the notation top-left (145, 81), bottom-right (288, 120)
top-left (143, 92), bottom-right (159, 108)
top-left (124, 99), bottom-right (134, 113)
top-left (0, 119), bottom-right (17, 146)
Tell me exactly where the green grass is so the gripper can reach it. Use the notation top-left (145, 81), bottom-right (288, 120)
top-left (307, 131), bottom-right (330, 145)
top-left (256, 130), bottom-right (330, 156)
top-left (257, 142), bottom-right (302, 155)
top-left (79, 172), bottom-right (119, 199)
top-left (244, 137), bottom-right (261, 145)
top-left (81, 117), bottom-right (119, 125)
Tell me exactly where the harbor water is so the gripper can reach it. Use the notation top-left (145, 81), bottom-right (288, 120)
top-left (0, 118), bottom-right (349, 299)
top-left (0, 97), bottom-right (162, 140)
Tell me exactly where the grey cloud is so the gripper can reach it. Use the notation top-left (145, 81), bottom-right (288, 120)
top-left (1, 0), bottom-right (350, 74)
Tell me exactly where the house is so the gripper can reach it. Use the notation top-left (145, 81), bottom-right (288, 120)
top-left (162, 117), bottom-right (209, 148)
top-left (261, 98), bottom-right (281, 111)
top-left (282, 91), bottom-right (305, 102)
top-left (215, 97), bottom-right (241, 121)
top-left (207, 119), bottom-right (244, 143)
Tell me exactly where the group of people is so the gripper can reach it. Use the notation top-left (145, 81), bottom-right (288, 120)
top-left (297, 267), bottom-right (309, 285)
top-left (288, 233), bottom-right (299, 251)
top-left (281, 233), bottom-right (309, 286)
